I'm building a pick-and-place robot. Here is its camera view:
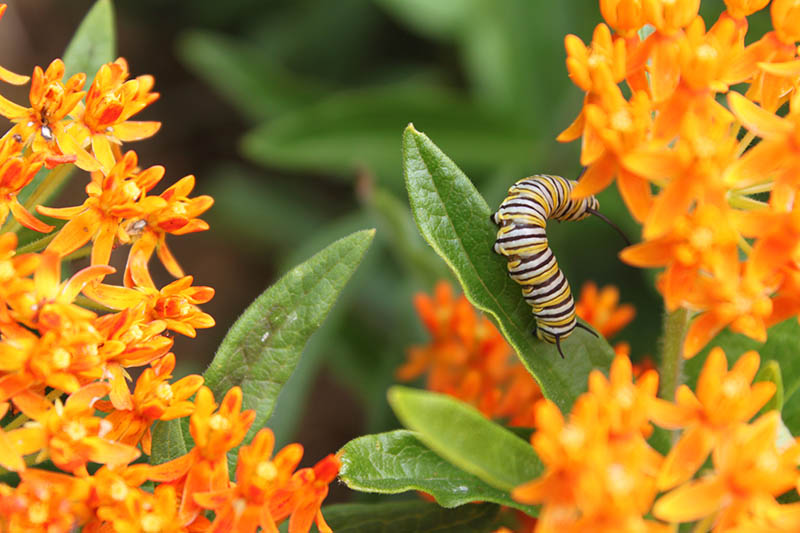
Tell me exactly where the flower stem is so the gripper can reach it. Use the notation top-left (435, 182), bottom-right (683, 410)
top-left (658, 306), bottom-right (690, 402)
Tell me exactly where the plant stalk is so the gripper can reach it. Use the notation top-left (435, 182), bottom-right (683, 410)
top-left (658, 306), bottom-right (690, 402)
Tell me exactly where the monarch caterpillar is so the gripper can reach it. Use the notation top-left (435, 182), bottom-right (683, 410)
top-left (491, 174), bottom-right (629, 358)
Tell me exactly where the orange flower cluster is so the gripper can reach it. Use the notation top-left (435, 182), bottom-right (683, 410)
top-left (398, 281), bottom-right (635, 426)
top-left (513, 349), bottom-right (800, 532)
top-left (562, 0), bottom-right (800, 357)
top-left (0, 5), bottom-right (338, 532)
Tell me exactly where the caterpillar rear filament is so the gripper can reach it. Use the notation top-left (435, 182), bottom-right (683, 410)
top-left (491, 174), bottom-right (628, 358)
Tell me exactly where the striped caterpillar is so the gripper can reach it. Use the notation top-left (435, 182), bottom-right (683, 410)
top-left (491, 174), bottom-right (628, 357)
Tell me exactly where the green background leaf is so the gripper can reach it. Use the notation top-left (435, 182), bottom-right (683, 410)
top-left (388, 386), bottom-right (541, 492)
top-left (63, 0), bottom-right (116, 79)
top-left (203, 229), bottom-right (375, 445)
top-left (403, 124), bottom-right (614, 411)
top-left (339, 429), bottom-right (536, 514)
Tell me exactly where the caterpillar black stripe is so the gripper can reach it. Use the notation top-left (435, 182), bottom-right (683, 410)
top-left (491, 175), bottom-right (628, 358)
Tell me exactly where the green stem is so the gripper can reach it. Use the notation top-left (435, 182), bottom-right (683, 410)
top-left (22, 164), bottom-right (74, 211)
top-left (658, 307), bottom-right (691, 402)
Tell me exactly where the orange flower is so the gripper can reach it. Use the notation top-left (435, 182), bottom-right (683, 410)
top-left (0, 469), bottom-right (91, 533)
top-left (70, 58), bottom-right (160, 173)
top-left (99, 353), bottom-right (203, 454)
top-left (649, 348), bottom-right (775, 490)
top-left (398, 281), bottom-right (541, 424)
top-left (84, 275), bottom-right (215, 337)
top-left (9, 382), bottom-right (140, 475)
top-left (0, 232), bottom-right (39, 325)
top-left (125, 174), bottom-right (213, 288)
top-left (0, 401), bottom-right (24, 471)
top-left (653, 411), bottom-right (800, 529)
top-left (512, 354), bottom-right (664, 532)
top-left (269, 454), bottom-right (341, 533)
top-left (148, 386), bottom-right (255, 526)
top-left (574, 281), bottom-right (635, 339)
top-left (0, 136), bottom-right (52, 232)
top-left (38, 150), bottom-right (163, 266)
top-left (0, 59), bottom-right (98, 171)
top-left (726, 90), bottom-right (800, 192)
top-left (681, 266), bottom-right (774, 358)
top-left (94, 483), bottom-right (199, 533)
top-left (620, 204), bottom-right (740, 311)
top-left (194, 428), bottom-right (304, 533)
top-left (600, 0), bottom-right (646, 37)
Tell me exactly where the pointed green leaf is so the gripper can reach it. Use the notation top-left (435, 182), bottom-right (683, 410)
top-left (388, 387), bottom-right (541, 492)
top-left (63, 0), bottom-right (116, 79)
top-left (203, 229), bottom-right (375, 444)
top-left (403, 124), bottom-right (614, 411)
top-left (339, 430), bottom-right (536, 514)
top-left (308, 501), bottom-right (500, 533)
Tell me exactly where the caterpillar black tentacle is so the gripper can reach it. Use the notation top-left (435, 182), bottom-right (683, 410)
top-left (491, 174), bottom-right (610, 357)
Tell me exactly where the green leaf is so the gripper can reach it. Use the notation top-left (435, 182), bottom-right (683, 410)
top-left (311, 501), bottom-right (500, 533)
top-left (374, 0), bottom-right (476, 39)
top-left (149, 419), bottom-right (189, 465)
top-left (176, 31), bottom-right (329, 121)
top-left (339, 429), bottom-right (536, 514)
top-left (241, 85), bottom-right (534, 186)
top-left (203, 229), bottom-right (375, 445)
top-left (63, 0), bottom-right (116, 79)
top-left (756, 360), bottom-right (783, 415)
top-left (388, 387), bottom-right (542, 492)
top-left (402, 124), bottom-right (614, 411)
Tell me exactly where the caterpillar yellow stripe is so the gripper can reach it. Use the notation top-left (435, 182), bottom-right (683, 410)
top-left (491, 174), bottom-right (602, 358)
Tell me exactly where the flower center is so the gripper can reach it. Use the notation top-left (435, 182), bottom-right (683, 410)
top-left (28, 502), bottom-right (49, 524)
top-left (690, 227), bottom-right (713, 249)
top-left (111, 479), bottom-right (129, 501)
top-left (64, 420), bottom-right (88, 441)
top-left (141, 513), bottom-right (162, 532)
top-left (156, 382), bottom-right (174, 403)
top-left (257, 460), bottom-right (278, 481)
top-left (52, 347), bottom-right (71, 369)
top-left (611, 109), bottom-right (633, 131)
top-left (209, 413), bottom-right (230, 432)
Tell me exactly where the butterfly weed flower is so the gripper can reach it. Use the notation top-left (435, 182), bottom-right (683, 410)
top-left (96, 353), bottom-right (203, 455)
top-left (397, 281), bottom-right (541, 424)
top-left (37, 150), bottom-right (163, 266)
top-left (557, 0), bottom-right (800, 357)
top-left (148, 386), bottom-right (255, 526)
top-left (9, 382), bottom-right (140, 476)
top-left (70, 57), bottom-right (160, 173)
top-left (512, 354), bottom-right (666, 533)
top-left (0, 58), bottom-right (97, 171)
top-left (574, 281), bottom-right (636, 340)
top-left (653, 411), bottom-right (800, 528)
top-left (650, 347), bottom-right (776, 490)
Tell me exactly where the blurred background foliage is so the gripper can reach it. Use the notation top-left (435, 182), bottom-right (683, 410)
top-left (7, 0), bottom-right (761, 502)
